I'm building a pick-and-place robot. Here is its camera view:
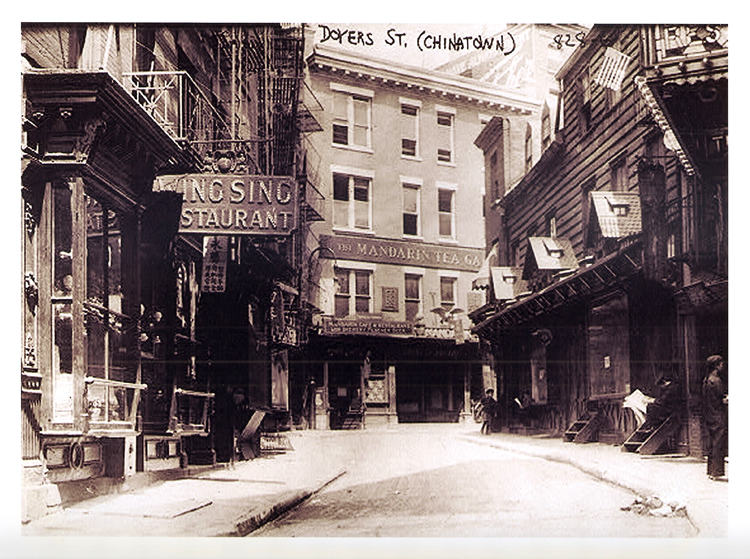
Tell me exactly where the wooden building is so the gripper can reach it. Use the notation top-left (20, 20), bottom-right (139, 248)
top-left (470, 25), bottom-right (727, 454)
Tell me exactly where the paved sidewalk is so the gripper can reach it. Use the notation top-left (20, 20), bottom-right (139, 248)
top-left (458, 429), bottom-right (729, 537)
top-left (21, 432), bottom-right (347, 537)
top-left (21, 424), bottom-right (729, 538)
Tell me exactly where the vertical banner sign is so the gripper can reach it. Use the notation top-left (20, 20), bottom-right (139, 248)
top-left (201, 236), bottom-right (228, 293)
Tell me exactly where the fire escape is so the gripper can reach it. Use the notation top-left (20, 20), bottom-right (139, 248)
top-left (123, 22), bottom-right (322, 361)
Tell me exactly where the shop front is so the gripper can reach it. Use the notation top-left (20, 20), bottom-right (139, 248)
top-left (305, 317), bottom-right (481, 429)
top-left (21, 70), bottom-right (193, 519)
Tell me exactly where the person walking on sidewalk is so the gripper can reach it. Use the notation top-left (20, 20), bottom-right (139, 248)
top-left (479, 389), bottom-right (497, 435)
top-left (702, 355), bottom-right (728, 480)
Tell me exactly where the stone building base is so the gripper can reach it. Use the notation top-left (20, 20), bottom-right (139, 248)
top-left (21, 460), bottom-right (61, 524)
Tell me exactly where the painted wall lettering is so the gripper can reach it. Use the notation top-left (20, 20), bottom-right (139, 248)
top-left (320, 234), bottom-right (483, 272)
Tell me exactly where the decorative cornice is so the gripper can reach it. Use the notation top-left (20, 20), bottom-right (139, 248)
top-left (308, 45), bottom-right (537, 114)
top-left (634, 76), bottom-right (697, 178)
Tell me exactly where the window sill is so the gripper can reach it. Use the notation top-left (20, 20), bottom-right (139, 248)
top-left (332, 143), bottom-right (374, 155)
top-left (401, 155), bottom-right (423, 162)
top-left (332, 227), bottom-right (376, 236)
top-left (437, 237), bottom-right (459, 244)
top-left (402, 234), bottom-right (424, 241)
top-left (437, 160), bottom-right (457, 168)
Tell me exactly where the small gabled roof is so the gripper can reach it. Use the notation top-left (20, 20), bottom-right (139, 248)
top-left (490, 267), bottom-right (529, 302)
top-left (472, 242), bottom-right (500, 290)
top-left (590, 191), bottom-right (641, 239)
top-left (523, 237), bottom-right (578, 279)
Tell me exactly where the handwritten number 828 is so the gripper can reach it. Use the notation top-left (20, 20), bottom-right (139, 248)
top-left (552, 32), bottom-right (597, 49)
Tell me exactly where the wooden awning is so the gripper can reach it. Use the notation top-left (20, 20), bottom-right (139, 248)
top-left (473, 241), bottom-right (642, 336)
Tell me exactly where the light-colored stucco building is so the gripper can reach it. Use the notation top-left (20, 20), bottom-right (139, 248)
top-left (300, 38), bottom-right (539, 428)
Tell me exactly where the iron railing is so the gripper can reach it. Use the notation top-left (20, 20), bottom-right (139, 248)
top-left (122, 71), bottom-right (230, 143)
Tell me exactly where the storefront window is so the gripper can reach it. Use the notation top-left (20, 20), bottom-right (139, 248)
top-left (84, 195), bottom-right (134, 424)
top-left (52, 185), bottom-right (74, 378)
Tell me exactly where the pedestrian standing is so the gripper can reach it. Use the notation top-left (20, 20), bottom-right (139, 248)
top-left (479, 389), bottom-right (497, 435)
top-left (702, 355), bottom-right (728, 480)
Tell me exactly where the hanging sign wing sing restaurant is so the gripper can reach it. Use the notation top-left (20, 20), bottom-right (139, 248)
top-left (153, 174), bottom-right (298, 235)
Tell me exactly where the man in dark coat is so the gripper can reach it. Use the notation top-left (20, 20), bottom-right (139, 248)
top-left (702, 355), bottom-right (728, 480)
top-left (479, 389), bottom-right (497, 435)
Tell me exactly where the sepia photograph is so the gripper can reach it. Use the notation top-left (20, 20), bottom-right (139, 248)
top-left (12, 13), bottom-right (741, 559)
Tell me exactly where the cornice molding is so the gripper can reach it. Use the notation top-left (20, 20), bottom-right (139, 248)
top-left (308, 46), bottom-right (537, 115)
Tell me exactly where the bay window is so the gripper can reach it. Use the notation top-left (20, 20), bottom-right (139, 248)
top-left (42, 177), bottom-right (143, 430)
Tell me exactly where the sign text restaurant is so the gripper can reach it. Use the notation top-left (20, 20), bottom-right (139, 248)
top-left (153, 174), bottom-right (298, 235)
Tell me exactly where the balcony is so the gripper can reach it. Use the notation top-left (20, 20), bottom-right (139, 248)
top-left (122, 71), bottom-right (230, 144)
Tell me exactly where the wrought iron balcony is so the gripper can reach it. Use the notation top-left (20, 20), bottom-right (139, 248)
top-left (122, 71), bottom-right (230, 144)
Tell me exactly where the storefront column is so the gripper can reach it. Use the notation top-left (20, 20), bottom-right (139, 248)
top-left (386, 365), bottom-right (397, 420)
top-left (459, 363), bottom-right (471, 424)
top-left (681, 313), bottom-right (703, 457)
top-left (482, 360), bottom-right (496, 394)
top-left (315, 362), bottom-right (329, 430)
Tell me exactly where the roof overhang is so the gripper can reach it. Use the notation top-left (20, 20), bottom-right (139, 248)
top-left (472, 241), bottom-right (643, 335)
top-left (23, 69), bottom-right (193, 170)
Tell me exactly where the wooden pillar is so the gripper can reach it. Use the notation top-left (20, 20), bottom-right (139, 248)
top-left (681, 313), bottom-right (703, 456)
top-left (315, 362), bottom-right (330, 430)
top-left (461, 362), bottom-right (472, 424)
top-left (387, 365), bottom-right (396, 413)
top-left (464, 364), bottom-right (471, 411)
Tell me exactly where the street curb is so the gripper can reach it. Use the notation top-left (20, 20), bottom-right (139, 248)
top-left (463, 434), bottom-right (709, 536)
top-left (227, 468), bottom-right (348, 537)
top-left (460, 434), bottom-right (659, 498)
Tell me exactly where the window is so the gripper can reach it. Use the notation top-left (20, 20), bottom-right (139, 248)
top-left (581, 178), bottom-right (596, 249)
top-left (542, 104), bottom-right (551, 150)
top-left (604, 36), bottom-right (624, 109)
top-left (578, 67), bottom-right (591, 132)
top-left (546, 212), bottom-right (557, 238)
top-left (438, 187), bottom-right (455, 239)
top-left (667, 220), bottom-right (680, 259)
top-left (436, 107), bottom-right (455, 163)
top-left (404, 273), bottom-right (422, 322)
top-left (400, 100), bottom-right (420, 158)
top-left (440, 276), bottom-right (457, 311)
top-left (52, 184), bottom-right (74, 387)
top-left (510, 240), bottom-right (521, 267)
top-left (331, 84), bottom-right (372, 150)
top-left (525, 123), bottom-right (533, 172)
top-left (610, 156), bottom-right (627, 192)
top-left (402, 181), bottom-right (421, 236)
top-left (490, 147), bottom-right (505, 199)
top-left (36, 178), bottom-right (141, 429)
top-left (333, 172), bottom-right (371, 230)
top-left (85, 196), bottom-right (134, 423)
top-left (335, 268), bottom-right (372, 317)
